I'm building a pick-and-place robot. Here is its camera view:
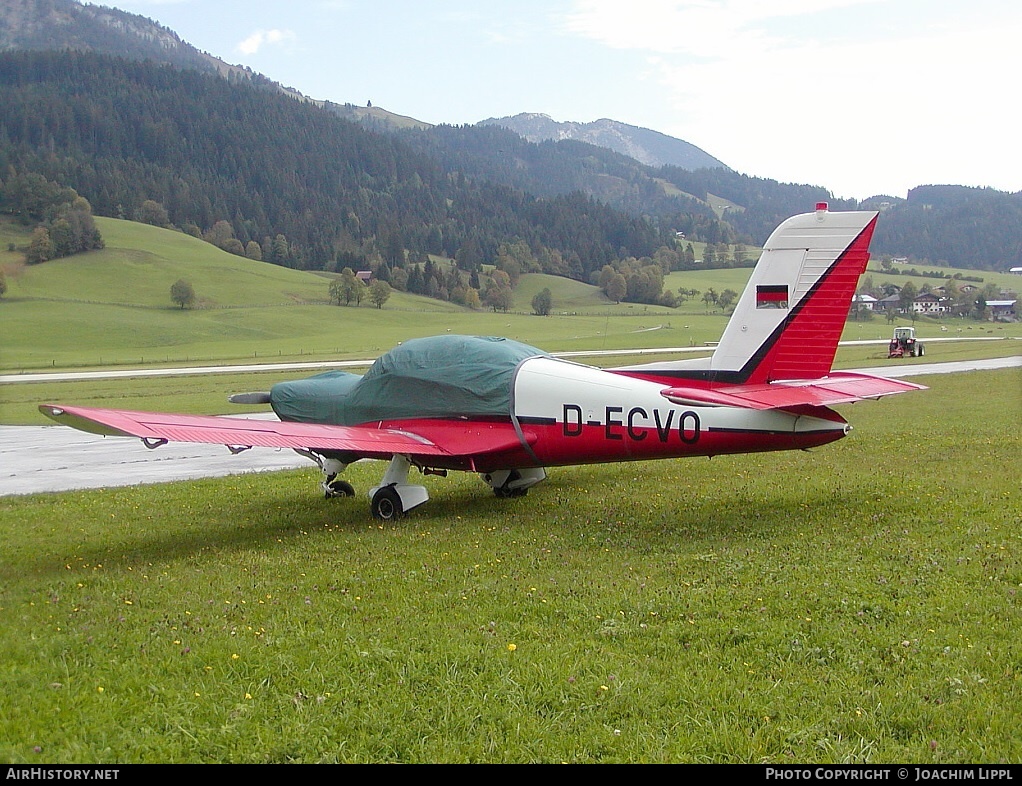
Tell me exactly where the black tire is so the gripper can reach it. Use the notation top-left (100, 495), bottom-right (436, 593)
top-left (494, 486), bottom-right (528, 499)
top-left (325, 479), bottom-right (355, 498)
top-left (371, 486), bottom-right (403, 521)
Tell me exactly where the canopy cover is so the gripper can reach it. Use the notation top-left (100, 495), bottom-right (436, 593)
top-left (270, 335), bottom-right (547, 426)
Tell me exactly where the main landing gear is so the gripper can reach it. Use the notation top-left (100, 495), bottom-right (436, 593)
top-left (481, 468), bottom-right (547, 498)
top-left (315, 454), bottom-right (548, 520)
top-left (321, 455), bottom-right (429, 520)
top-left (367, 455), bottom-right (429, 521)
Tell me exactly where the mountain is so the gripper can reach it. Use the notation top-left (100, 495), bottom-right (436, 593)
top-left (2, 0), bottom-right (210, 70)
top-left (0, 50), bottom-right (668, 281)
top-left (480, 113), bottom-right (728, 172)
top-left (0, 0), bottom-right (287, 91)
top-left (2, 1), bottom-right (1019, 272)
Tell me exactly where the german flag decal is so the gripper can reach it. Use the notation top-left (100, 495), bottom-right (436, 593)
top-left (756, 285), bottom-right (788, 309)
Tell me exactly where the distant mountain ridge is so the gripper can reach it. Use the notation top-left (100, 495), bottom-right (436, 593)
top-left (2, 0), bottom-right (1019, 271)
top-left (0, 0), bottom-right (278, 88)
top-left (479, 113), bottom-right (729, 172)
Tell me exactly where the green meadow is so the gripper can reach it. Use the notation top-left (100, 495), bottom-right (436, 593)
top-left (1, 216), bottom-right (1021, 762)
top-left (3, 216), bottom-right (1020, 374)
top-left (0, 370), bottom-right (1019, 763)
top-left (2, 217), bottom-right (721, 371)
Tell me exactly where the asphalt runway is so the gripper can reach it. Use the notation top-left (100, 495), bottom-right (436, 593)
top-left (2, 356), bottom-right (1018, 497)
top-left (0, 413), bottom-right (312, 497)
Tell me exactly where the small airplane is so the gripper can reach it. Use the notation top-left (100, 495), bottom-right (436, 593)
top-left (41, 203), bottom-right (925, 520)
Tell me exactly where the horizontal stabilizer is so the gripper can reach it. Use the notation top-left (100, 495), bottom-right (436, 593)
top-left (660, 373), bottom-right (926, 410)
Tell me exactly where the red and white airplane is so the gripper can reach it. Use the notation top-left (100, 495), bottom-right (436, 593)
top-left (41, 203), bottom-right (924, 520)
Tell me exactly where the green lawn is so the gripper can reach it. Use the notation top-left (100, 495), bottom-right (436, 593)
top-left (1, 370), bottom-right (1019, 762)
top-left (2, 217), bottom-right (1020, 761)
top-left (3, 216), bottom-right (1019, 374)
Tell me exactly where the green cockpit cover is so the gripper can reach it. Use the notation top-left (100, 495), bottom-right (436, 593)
top-left (269, 335), bottom-right (547, 426)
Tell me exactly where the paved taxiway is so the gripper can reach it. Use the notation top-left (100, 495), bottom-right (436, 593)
top-left (1, 355), bottom-right (1019, 497)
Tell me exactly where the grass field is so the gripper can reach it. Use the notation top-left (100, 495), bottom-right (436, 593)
top-left (2, 216), bottom-right (1021, 762)
top-left (1, 369), bottom-right (1019, 763)
top-left (3, 216), bottom-right (1020, 374)
top-left (1, 217), bottom-right (719, 371)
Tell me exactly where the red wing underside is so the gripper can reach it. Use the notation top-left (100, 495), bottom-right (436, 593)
top-left (38, 405), bottom-right (527, 459)
top-left (660, 372), bottom-right (926, 410)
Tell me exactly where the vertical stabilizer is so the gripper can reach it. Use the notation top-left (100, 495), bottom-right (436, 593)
top-left (709, 204), bottom-right (878, 383)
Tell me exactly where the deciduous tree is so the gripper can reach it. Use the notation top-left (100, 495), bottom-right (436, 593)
top-left (369, 279), bottom-right (391, 309)
top-left (136, 200), bottom-right (169, 227)
top-left (170, 279), bottom-right (196, 309)
top-left (531, 287), bottom-right (552, 316)
top-left (25, 227), bottom-right (52, 264)
top-left (606, 273), bottom-right (626, 303)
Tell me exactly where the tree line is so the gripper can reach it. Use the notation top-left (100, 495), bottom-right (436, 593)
top-left (0, 171), bottom-right (103, 262)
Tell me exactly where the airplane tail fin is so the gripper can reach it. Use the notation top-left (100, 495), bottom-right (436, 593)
top-left (709, 203), bottom-right (878, 384)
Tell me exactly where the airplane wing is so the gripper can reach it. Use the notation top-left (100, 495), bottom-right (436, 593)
top-left (659, 372), bottom-right (926, 410)
top-left (38, 405), bottom-right (530, 459)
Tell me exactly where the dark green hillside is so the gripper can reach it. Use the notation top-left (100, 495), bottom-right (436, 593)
top-left (656, 166), bottom-right (857, 243)
top-left (868, 186), bottom-right (1022, 271)
top-left (397, 120), bottom-right (875, 248)
top-left (402, 123), bottom-right (718, 214)
top-left (0, 50), bottom-right (663, 281)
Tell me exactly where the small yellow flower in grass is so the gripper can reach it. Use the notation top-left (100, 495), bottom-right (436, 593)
top-left (245, 693), bottom-right (252, 700)
top-left (96, 686), bottom-right (104, 693)
top-left (507, 643), bottom-right (517, 652)
top-left (232, 653), bottom-right (240, 660)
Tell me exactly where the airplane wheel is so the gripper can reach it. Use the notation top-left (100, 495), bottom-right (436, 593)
top-left (371, 486), bottom-right (404, 521)
top-left (494, 486), bottom-right (527, 499)
top-left (325, 479), bottom-right (355, 498)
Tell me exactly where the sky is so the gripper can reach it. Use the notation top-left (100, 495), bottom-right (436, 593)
top-left (101, 0), bottom-right (1022, 201)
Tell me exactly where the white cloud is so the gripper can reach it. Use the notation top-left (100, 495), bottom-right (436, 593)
top-left (559, 0), bottom-right (1022, 197)
top-left (560, 0), bottom-right (882, 56)
top-left (236, 29), bottom-right (297, 57)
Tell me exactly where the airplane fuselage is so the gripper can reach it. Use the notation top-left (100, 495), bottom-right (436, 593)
top-left (369, 356), bottom-right (849, 474)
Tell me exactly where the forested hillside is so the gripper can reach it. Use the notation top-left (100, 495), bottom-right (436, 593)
top-left (396, 122), bottom-right (851, 248)
top-left (0, 0), bottom-right (265, 84)
top-left (398, 123), bottom-right (733, 243)
top-left (0, 51), bottom-right (664, 282)
top-left (1, 45), bottom-right (1019, 277)
top-left (867, 186), bottom-right (1022, 270)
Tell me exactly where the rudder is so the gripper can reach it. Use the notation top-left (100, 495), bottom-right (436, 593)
top-left (709, 203), bottom-right (878, 384)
